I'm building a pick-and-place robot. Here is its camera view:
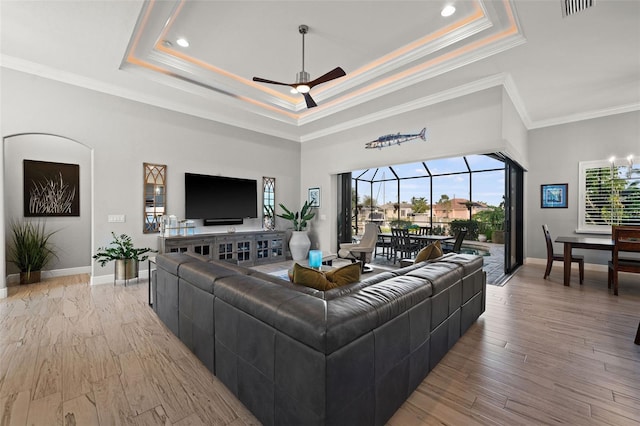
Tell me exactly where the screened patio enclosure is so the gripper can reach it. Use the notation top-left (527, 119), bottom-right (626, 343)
top-left (351, 154), bottom-right (505, 238)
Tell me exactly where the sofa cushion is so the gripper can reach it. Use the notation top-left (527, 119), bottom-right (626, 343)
top-left (180, 261), bottom-right (241, 293)
top-left (326, 262), bottom-right (361, 288)
top-left (292, 263), bottom-right (332, 291)
top-left (156, 252), bottom-right (201, 275)
top-left (325, 276), bottom-right (433, 353)
top-left (414, 241), bottom-right (443, 263)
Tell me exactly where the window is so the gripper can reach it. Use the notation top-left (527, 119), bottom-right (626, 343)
top-left (579, 159), bottom-right (640, 233)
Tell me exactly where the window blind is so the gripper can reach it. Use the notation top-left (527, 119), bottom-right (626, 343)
top-left (579, 160), bottom-right (640, 232)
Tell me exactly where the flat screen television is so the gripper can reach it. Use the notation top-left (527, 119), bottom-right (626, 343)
top-left (185, 173), bottom-right (257, 223)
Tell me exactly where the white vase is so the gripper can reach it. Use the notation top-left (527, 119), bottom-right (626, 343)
top-left (289, 231), bottom-right (311, 261)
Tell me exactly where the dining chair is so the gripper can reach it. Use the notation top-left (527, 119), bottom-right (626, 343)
top-left (542, 224), bottom-right (584, 283)
top-left (375, 225), bottom-right (392, 259)
top-left (607, 225), bottom-right (640, 296)
top-left (636, 322), bottom-right (640, 345)
top-left (391, 228), bottom-right (419, 264)
top-left (443, 229), bottom-right (467, 254)
top-left (417, 226), bottom-right (431, 236)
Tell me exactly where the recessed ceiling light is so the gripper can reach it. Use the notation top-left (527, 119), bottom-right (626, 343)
top-left (176, 38), bottom-right (189, 47)
top-left (441, 5), bottom-right (456, 17)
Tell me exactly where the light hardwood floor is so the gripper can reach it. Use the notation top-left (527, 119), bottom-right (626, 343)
top-left (0, 264), bottom-right (638, 425)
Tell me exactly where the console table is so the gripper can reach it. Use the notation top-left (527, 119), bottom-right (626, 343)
top-left (159, 230), bottom-right (287, 266)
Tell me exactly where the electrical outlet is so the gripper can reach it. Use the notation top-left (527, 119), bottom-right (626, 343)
top-left (108, 214), bottom-right (126, 223)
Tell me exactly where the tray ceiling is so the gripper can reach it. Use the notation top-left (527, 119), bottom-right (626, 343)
top-left (2, 0), bottom-right (639, 141)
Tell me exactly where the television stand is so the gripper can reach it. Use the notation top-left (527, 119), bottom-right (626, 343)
top-left (158, 230), bottom-right (286, 266)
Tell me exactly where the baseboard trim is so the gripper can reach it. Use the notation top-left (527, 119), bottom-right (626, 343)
top-left (6, 266), bottom-right (92, 285)
top-left (91, 268), bottom-right (150, 286)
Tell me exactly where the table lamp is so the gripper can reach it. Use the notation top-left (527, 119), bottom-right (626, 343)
top-left (309, 250), bottom-right (322, 269)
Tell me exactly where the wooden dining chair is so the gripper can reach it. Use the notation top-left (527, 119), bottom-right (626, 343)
top-left (636, 322), bottom-right (640, 345)
top-left (542, 224), bottom-right (584, 283)
top-left (607, 225), bottom-right (640, 296)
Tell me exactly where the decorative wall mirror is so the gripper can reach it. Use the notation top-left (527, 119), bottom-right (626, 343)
top-left (144, 163), bottom-right (166, 233)
top-left (263, 177), bottom-right (276, 230)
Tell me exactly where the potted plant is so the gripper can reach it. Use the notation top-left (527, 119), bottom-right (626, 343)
top-left (8, 220), bottom-right (58, 284)
top-left (277, 201), bottom-right (315, 260)
top-left (93, 232), bottom-right (155, 281)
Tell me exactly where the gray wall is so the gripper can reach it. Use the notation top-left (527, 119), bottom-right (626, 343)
top-left (525, 111), bottom-right (640, 264)
top-left (2, 69), bottom-right (300, 281)
top-left (300, 86), bottom-right (529, 254)
top-left (4, 134), bottom-right (92, 274)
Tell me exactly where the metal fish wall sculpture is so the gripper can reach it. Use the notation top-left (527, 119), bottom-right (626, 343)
top-left (365, 127), bottom-right (427, 149)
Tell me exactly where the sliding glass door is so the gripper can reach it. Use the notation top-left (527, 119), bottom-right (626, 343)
top-left (504, 158), bottom-right (524, 273)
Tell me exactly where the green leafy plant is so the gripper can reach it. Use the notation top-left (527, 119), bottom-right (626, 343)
top-left (389, 219), bottom-right (413, 229)
top-left (8, 220), bottom-right (58, 277)
top-left (93, 232), bottom-right (155, 267)
top-left (277, 201), bottom-right (315, 231)
top-left (450, 219), bottom-right (480, 240)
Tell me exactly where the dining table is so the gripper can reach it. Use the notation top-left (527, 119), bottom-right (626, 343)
top-left (554, 236), bottom-right (614, 286)
top-left (379, 233), bottom-right (455, 260)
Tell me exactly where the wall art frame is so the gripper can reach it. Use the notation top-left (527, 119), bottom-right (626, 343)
top-left (24, 159), bottom-right (80, 216)
top-left (308, 187), bottom-right (320, 208)
top-left (541, 183), bottom-right (568, 208)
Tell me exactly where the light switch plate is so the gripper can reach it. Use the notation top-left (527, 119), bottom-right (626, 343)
top-left (108, 214), bottom-right (126, 223)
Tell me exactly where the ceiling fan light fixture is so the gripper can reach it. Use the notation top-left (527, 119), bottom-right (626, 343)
top-left (295, 84), bottom-right (310, 94)
top-left (441, 5), bottom-right (456, 17)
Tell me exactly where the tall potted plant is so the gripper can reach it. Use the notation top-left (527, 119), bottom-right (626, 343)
top-left (277, 201), bottom-right (315, 260)
top-left (93, 232), bottom-right (155, 281)
top-left (8, 220), bottom-right (58, 284)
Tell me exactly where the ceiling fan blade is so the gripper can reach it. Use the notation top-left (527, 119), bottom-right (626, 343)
top-left (252, 77), bottom-right (293, 87)
top-left (308, 67), bottom-right (346, 88)
top-left (303, 93), bottom-right (317, 108)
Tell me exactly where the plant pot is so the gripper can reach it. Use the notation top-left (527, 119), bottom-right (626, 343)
top-left (115, 259), bottom-right (139, 281)
top-left (289, 231), bottom-right (311, 261)
top-left (20, 270), bottom-right (41, 285)
top-left (492, 230), bottom-right (505, 244)
top-left (478, 234), bottom-right (487, 242)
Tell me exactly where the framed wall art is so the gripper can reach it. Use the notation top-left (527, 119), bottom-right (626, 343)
top-left (308, 187), bottom-right (320, 208)
top-left (24, 159), bottom-right (80, 216)
top-left (541, 183), bottom-right (568, 208)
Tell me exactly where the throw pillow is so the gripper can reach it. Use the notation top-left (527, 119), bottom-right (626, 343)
top-left (325, 262), bottom-right (361, 288)
top-left (415, 240), bottom-right (443, 263)
top-left (292, 263), bottom-right (331, 291)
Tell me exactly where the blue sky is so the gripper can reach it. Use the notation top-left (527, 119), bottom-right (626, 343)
top-left (353, 155), bottom-right (505, 207)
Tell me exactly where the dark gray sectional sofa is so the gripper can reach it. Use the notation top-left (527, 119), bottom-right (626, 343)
top-left (152, 251), bottom-right (486, 426)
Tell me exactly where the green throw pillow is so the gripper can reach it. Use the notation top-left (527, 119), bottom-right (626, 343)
top-left (415, 241), bottom-right (443, 263)
top-left (292, 263), bottom-right (331, 291)
top-left (325, 262), bottom-right (361, 288)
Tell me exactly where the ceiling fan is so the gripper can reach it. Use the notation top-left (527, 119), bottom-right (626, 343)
top-left (253, 24), bottom-right (346, 109)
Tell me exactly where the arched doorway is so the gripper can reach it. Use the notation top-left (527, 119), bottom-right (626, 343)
top-left (2, 133), bottom-right (93, 295)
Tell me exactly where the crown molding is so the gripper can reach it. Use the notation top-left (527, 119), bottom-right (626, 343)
top-left (528, 103), bottom-right (640, 129)
top-left (1, 55), bottom-right (302, 142)
top-left (4, 54), bottom-right (637, 143)
top-left (300, 73), bottom-right (511, 143)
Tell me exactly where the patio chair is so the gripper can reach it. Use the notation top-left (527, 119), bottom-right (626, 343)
top-left (375, 225), bottom-right (392, 259)
top-left (391, 228), bottom-right (420, 264)
top-left (442, 229), bottom-right (467, 254)
top-left (338, 223), bottom-right (379, 272)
